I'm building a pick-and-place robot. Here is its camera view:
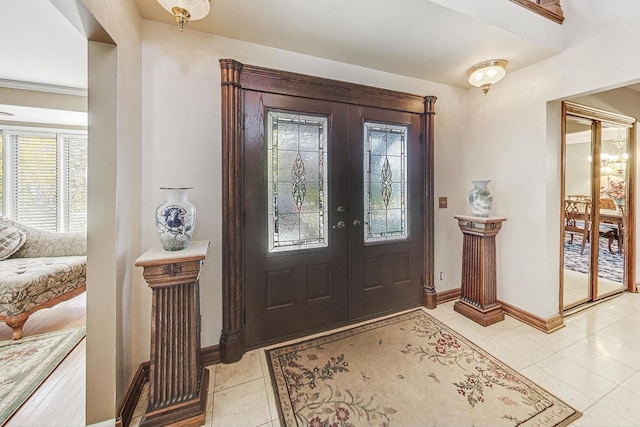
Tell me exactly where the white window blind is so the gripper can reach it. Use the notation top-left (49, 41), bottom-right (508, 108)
top-left (10, 133), bottom-right (58, 231)
top-left (64, 136), bottom-right (88, 232)
top-left (2, 129), bottom-right (87, 232)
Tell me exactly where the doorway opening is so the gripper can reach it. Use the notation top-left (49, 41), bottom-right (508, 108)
top-left (561, 101), bottom-right (636, 312)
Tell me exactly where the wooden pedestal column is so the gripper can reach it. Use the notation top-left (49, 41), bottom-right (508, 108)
top-left (135, 240), bottom-right (210, 427)
top-left (454, 216), bottom-right (506, 326)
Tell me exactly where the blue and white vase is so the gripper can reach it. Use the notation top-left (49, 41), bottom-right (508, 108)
top-left (468, 180), bottom-right (493, 217)
top-left (155, 187), bottom-right (196, 251)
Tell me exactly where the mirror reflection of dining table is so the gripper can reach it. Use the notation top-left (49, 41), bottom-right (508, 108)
top-left (599, 208), bottom-right (624, 253)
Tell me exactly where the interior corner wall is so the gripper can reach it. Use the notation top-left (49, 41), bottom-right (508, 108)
top-left (79, 0), bottom-right (143, 423)
top-left (86, 40), bottom-right (118, 424)
top-left (459, 9), bottom-right (640, 319)
top-left (140, 20), bottom-right (469, 353)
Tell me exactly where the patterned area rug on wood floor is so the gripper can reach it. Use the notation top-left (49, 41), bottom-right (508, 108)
top-left (0, 327), bottom-right (85, 425)
top-left (267, 310), bottom-right (580, 427)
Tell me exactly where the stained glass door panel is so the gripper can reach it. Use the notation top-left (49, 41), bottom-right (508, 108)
top-left (363, 122), bottom-right (408, 243)
top-left (267, 111), bottom-right (329, 252)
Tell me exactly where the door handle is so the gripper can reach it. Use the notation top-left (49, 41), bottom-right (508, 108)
top-left (332, 220), bottom-right (346, 230)
top-left (353, 219), bottom-right (361, 227)
top-left (337, 205), bottom-right (347, 214)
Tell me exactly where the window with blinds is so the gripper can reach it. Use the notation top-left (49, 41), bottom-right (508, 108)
top-left (1, 129), bottom-right (87, 232)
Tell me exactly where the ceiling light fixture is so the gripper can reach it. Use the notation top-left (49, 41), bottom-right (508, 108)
top-left (157, 0), bottom-right (210, 31)
top-left (466, 59), bottom-right (508, 95)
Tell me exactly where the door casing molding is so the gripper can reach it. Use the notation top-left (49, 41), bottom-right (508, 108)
top-left (219, 59), bottom-right (436, 363)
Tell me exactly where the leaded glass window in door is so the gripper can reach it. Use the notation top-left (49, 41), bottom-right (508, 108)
top-left (267, 111), bottom-right (329, 252)
top-left (363, 122), bottom-right (408, 243)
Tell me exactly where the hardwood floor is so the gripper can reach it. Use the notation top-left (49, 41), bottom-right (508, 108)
top-left (2, 293), bottom-right (86, 427)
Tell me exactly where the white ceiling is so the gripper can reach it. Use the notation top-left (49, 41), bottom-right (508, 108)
top-left (0, 0), bottom-right (86, 89)
top-left (0, 0), bottom-right (87, 127)
top-left (0, 0), bottom-right (624, 127)
top-left (134, 0), bottom-right (561, 88)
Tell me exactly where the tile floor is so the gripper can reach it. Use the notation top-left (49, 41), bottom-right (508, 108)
top-left (564, 268), bottom-right (624, 308)
top-left (131, 292), bottom-right (640, 426)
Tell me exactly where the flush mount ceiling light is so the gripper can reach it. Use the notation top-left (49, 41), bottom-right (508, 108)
top-left (157, 0), bottom-right (210, 31)
top-left (466, 59), bottom-right (508, 95)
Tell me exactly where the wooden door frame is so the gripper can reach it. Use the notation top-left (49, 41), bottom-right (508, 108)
top-left (560, 101), bottom-right (637, 313)
top-left (219, 59), bottom-right (436, 363)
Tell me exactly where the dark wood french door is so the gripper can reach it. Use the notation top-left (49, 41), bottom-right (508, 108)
top-left (243, 91), bottom-right (424, 347)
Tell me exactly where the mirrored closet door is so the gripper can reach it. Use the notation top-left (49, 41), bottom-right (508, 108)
top-left (562, 102), bottom-right (636, 312)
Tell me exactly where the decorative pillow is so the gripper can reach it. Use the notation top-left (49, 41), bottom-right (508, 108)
top-left (0, 224), bottom-right (26, 261)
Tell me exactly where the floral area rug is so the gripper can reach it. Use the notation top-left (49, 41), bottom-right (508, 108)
top-left (564, 235), bottom-right (623, 282)
top-left (266, 310), bottom-right (580, 427)
top-left (0, 327), bottom-right (85, 425)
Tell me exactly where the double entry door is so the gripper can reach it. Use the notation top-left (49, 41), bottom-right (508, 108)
top-left (243, 92), bottom-right (424, 347)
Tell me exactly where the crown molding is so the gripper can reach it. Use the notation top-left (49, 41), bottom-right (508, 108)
top-left (0, 79), bottom-right (87, 97)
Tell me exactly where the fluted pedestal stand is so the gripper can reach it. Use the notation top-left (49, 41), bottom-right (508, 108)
top-left (135, 240), bottom-right (210, 427)
top-left (454, 216), bottom-right (506, 326)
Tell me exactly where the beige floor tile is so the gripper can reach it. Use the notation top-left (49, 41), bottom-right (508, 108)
top-left (557, 342), bottom-right (636, 384)
top-left (263, 375), bottom-right (280, 422)
top-left (500, 314), bottom-right (526, 330)
top-left (207, 365), bottom-right (216, 396)
top-left (519, 365), bottom-right (594, 412)
top-left (212, 378), bottom-right (271, 427)
top-left (214, 349), bottom-right (265, 392)
top-left (595, 325), bottom-right (640, 352)
top-left (573, 402), bottom-right (637, 427)
top-left (441, 317), bottom-right (497, 343)
top-left (582, 334), bottom-right (639, 368)
top-left (610, 314), bottom-right (640, 337)
top-left (564, 310), bottom-right (622, 333)
top-left (589, 301), bottom-right (634, 320)
top-left (611, 293), bottom-right (640, 310)
top-left (598, 386), bottom-right (640, 425)
top-left (477, 339), bottom-right (533, 371)
top-left (486, 331), bottom-right (555, 364)
top-left (204, 394), bottom-right (215, 427)
top-left (552, 323), bottom-right (593, 342)
top-left (619, 370), bottom-right (640, 393)
top-left (425, 304), bottom-right (459, 321)
top-left (535, 353), bottom-right (617, 401)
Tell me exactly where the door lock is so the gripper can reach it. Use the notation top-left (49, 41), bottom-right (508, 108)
top-left (332, 220), bottom-right (346, 230)
top-left (337, 205), bottom-right (347, 214)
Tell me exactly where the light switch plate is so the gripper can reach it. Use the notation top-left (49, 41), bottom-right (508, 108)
top-left (438, 197), bottom-right (447, 208)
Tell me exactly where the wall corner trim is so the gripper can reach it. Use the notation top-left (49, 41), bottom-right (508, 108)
top-left (498, 299), bottom-right (564, 333)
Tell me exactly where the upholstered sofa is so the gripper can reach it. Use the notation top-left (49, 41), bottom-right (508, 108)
top-left (0, 218), bottom-right (86, 339)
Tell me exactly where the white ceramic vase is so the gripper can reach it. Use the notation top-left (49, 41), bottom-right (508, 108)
top-left (155, 187), bottom-right (196, 251)
top-left (468, 180), bottom-right (493, 217)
